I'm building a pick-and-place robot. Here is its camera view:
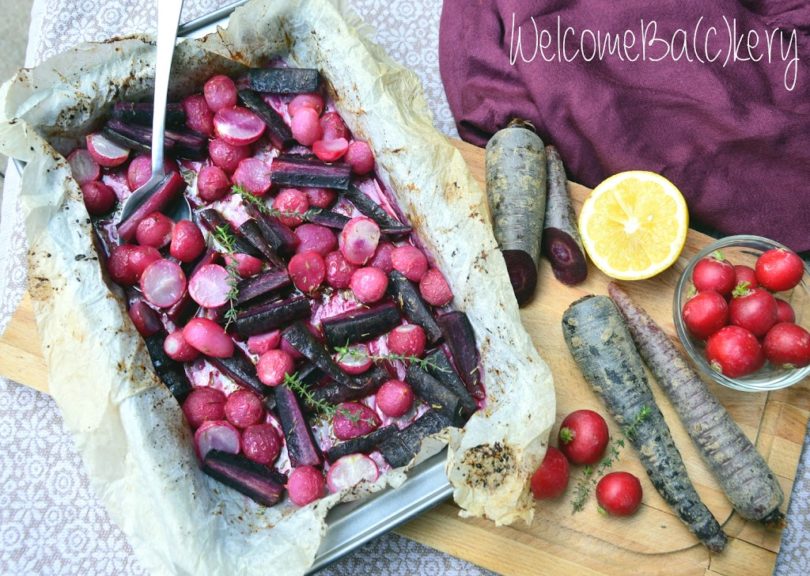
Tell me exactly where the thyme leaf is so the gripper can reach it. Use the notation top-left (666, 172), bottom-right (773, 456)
top-left (284, 372), bottom-right (336, 417)
top-left (333, 342), bottom-right (448, 373)
top-left (212, 225), bottom-right (240, 329)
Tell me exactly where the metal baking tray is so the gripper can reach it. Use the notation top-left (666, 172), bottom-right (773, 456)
top-left (179, 5), bottom-right (454, 571)
top-left (9, 2), bottom-right (453, 572)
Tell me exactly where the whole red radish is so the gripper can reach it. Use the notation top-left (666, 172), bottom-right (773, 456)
top-left (682, 291), bottom-right (729, 340)
top-left (375, 379), bottom-right (414, 418)
top-left (333, 402), bottom-right (380, 440)
top-left (170, 220), bottom-right (206, 263)
top-left (763, 323), bottom-right (810, 368)
top-left (529, 446), bottom-right (569, 500)
top-left (183, 317), bottom-right (234, 358)
top-left (692, 252), bottom-right (736, 296)
top-left (706, 325), bottom-right (765, 377)
top-left (224, 390), bottom-right (266, 429)
top-left (182, 387), bottom-right (227, 430)
top-left (288, 251), bottom-right (326, 294)
top-left (135, 212), bottom-right (174, 249)
top-left (241, 423), bottom-right (281, 465)
top-left (257, 349), bottom-right (295, 387)
top-left (273, 188), bottom-right (310, 227)
top-left (775, 298), bottom-right (796, 324)
top-left (729, 286), bottom-right (778, 338)
top-left (755, 248), bottom-right (804, 292)
top-left (164, 330), bottom-right (200, 362)
top-left (349, 267), bottom-right (388, 304)
top-left (733, 265), bottom-right (758, 290)
top-left (128, 300), bottom-right (162, 337)
top-left (287, 466), bottom-right (325, 506)
top-left (81, 181), bottom-right (117, 215)
top-left (387, 324), bottom-right (427, 358)
top-left (596, 471), bottom-right (643, 516)
top-left (557, 409), bottom-right (610, 465)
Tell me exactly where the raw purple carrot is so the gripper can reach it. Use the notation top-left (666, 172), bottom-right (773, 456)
top-left (562, 295), bottom-right (727, 552)
top-left (485, 119), bottom-right (547, 305)
top-left (542, 146), bottom-right (587, 285)
top-left (608, 282), bottom-right (784, 525)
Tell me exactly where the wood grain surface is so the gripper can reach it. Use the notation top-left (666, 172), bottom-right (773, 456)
top-left (1, 139), bottom-right (806, 576)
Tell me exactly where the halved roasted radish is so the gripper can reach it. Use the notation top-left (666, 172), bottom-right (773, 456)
top-left (67, 148), bottom-right (100, 184)
top-left (326, 453), bottom-right (379, 492)
top-left (194, 420), bottom-right (241, 460)
top-left (86, 132), bottom-right (130, 167)
top-left (339, 216), bottom-right (380, 265)
top-left (232, 157), bottom-right (272, 196)
top-left (336, 343), bottom-right (373, 375)
top-left (247, 330), bottom-right (282, 355)
top-left (312, 137), bottom-right (349, 162)
top-left (189, 264), bottom-right (232, 308)
top-left (140, 259), bottom-right (187, 308)
top-left (213, 106), bottom-right (266, 146)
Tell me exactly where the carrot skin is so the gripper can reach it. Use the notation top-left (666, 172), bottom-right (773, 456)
top-left (608, 283), bottom-right (784, 524)
top-left (485, 119), bottom-right (547, 305)
top-left (542, 146), bottom-right (587, 285)
top-left (562, 295), bottom-right (727, 552)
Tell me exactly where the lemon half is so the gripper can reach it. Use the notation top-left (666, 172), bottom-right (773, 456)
top-left (579, 171), bottom-right (689, 281)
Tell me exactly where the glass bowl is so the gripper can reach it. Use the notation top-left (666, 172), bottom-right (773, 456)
top-left (673, 235), bottom-right (810, 392)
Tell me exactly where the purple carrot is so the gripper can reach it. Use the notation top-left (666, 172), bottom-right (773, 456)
top-left (562, 295), bottom-right (727, 551)
top-left (325, 425), bottom-right (398, 462)
top-left (437, 311), bottom-right (483, 399)
top-left (304, 208), bottom-right (350, 230)
top-left (542, 146), bottom-right (588, 285)
top-left (485, 119), bottom-right (547, 305)
top-left (270, 155), bottom-right (351, 190)
top-left (104, 118), bottom-right (208, 159)
top-left (424, 348), bottom-right (478, 414)
top-left (117, 171), bottom-right (186, 241)
top-left (246, 68), bottom-right (320, 94)
top-left (235, 269), bottom-right (291, 306)
top-left (206, 347), bottom-right (273, 402)
top-left (243, 201), bottom-right (299, 254)
top-left (144, 334), bottom-right (192, 402)
top-left (282, 322), bottom-right (354, 387)
top-left (238, 219), bottom-right (284, 266)
top-left (321, 302), bottom-right (401, 347)
top-left (275, 385), bottom-right (322, 467)
top-left (378, 410), bottom-right (451, 468)
top-left (238, 89), bottom-right (295, 150)
top-left (387, 271), bottom-right (442, 343)
top-left (197, 209), bottom-right (263, 259)
top-left (112, 101), bottom-right (186, 129)
top-left (405, 365), bottom-right (467, 426)
top-left (343, 184), bottom-right (411, 235)
top-left (234, 295), bottom-right (312, 338)
top-left (608, 282), bottom-right (784, 525)
top-left (202, 450), bottom-right (286, 506)
top-left (311, 365), bottom-right (389, 405)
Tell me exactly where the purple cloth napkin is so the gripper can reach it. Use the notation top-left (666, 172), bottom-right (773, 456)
top-left (439, 0), bottom-right (810, 252)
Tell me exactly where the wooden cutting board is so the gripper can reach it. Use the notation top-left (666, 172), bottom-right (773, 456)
top-left (1, 140), bottom-right (806, 576)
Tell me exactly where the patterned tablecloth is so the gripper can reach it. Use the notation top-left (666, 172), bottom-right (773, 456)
top-left (0, 1), bottom-right (807, 575)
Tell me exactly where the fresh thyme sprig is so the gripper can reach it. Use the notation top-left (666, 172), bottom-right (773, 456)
top-left (283, 372), bottom-right (375, 425)
top-left (212, 225), bottom-right (240, 329)
top-left (333, 342), bottom-right (448, 373)
top-left (284, 372), bottom-right (336, 417)
top-left (570, 405), bottom-right (651, 514)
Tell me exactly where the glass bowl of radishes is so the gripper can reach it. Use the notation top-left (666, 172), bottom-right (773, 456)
top-left (674, 235), bottom-right (810, 392)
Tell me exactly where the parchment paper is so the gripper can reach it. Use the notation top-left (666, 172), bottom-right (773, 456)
top-left (0, 0), bottom-right (555, 574)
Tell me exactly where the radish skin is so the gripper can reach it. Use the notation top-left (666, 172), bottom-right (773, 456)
top-left (609, 283), bottom-right (784, 524)
top-left (562, 295), bottom-right (727, 552)
top-left (542, 146), bottom-right (588, 285)
top-left (485, 119), bottom-right (546, 305)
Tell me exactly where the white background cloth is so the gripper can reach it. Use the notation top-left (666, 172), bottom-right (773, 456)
top-left (0, 1), bottom-right (807, 574)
